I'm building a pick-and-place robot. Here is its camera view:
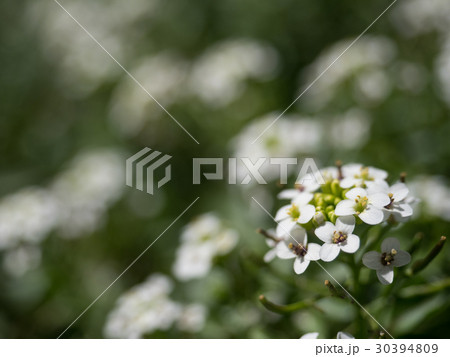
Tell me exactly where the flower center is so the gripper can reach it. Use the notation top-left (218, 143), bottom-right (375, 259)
top-left (287, 204), bottom-right (301, 221)
top-left (354, 167), bottom-right (373, 181)
top-left (354, 195), bottom-right (369, 213)
top-left (381, 248), bottom-right (397, 266)
top-left (332, 230), bottom-right (347, 244)
top-left (288, 242), bottom-right (307, 257)
top-left (384, 193), bottom-right (395, 209)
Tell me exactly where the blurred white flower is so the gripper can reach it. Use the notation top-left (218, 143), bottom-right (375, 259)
top-left (275, 226), bottom-right (320, 275)
top-left (329, 109), bottom-right (371, 150)
top-left (300, 36), bottom-right (396, 110)
top-left (362, 238), bottom-right (411, 285)
top-left (189, 39), bottom-right (279, 107)
top-left (26, 0), bottom-right (160, 97)
top-left (394, 62), bottom-right (427, 94)
top-left (300, 331), bottom-right (354, 339)
top-left (435, 38), bottom-right (450, 108)
top-left (315, 216), bottom-right (360, 262)
top-left (392, 0), bottom-right (450, 37)
top-left (104, 274), bottom-right (182, 338)
top-left (232, 114), bottom-right (323, 185)
top-left (51, 149), bottom-right (124, 238)
top-left (335, 187), bottom-right (390, 225)
top-left (353, 68), bottom-right (392, 104)
top-left (172, 213), bottom-right (239, 281)
top-left (176, 304), bottom-right (207, 333)
top-left (408, 175), bottom-right (450, 221)
top-left (300, 332), bottom-right (319, 339)
top-left (109, 52), bottom-right (189, 137)
top-left (258, 228), bottom-right (285, 263)
top-left (172, 244), bottom-right (215, 281)
top-left (2, 245), bottom-right (42, 277)
top-left (0, 188), bottom-right (59, 250)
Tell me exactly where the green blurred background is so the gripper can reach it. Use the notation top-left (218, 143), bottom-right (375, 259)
top-left (0, 0), bottom-right (449, 338)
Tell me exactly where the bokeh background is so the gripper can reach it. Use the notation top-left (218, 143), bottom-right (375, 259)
top-left (0, 0), bottom-right (449, 338)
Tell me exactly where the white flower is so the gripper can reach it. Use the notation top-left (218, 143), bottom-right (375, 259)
top-left (335, 187), bottom-right (390, 225)
top-left (172, 213), bottom-right (239, 281)
top-left (315, 216), bottom-right (360, 261)
top-left (260, 229), bottom-right (284, 263)
top-left (104, 274), bottom-right (182, 338)
top-left (300, 332), bottom-right (319, 339)
top-left (337, 332), bottom-right (355, 339)
top-left (362, 237), bottom-right (411, 285)
top-left (340, 164), bottom-right (388, 188)
top-left (277, 183), bottom-right (319, 201)
top-left (275, 193), bottom-right (315, 234)
top-left (366, 181), bottom-right (413, 222)
top-left (176, 304), bottom-right (208, 333)
top-left (300, 331), bottom-right (354, 339)
top-left (275, 226), bottom-right (320, 274)
top-left (172, 244), bottom-right (214, 281)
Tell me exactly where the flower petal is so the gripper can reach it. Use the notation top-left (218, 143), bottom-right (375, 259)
top-left (320, 243), bottom-right (340, 262)
top-left (366, 180), bottom-right (389, 194)
top-left (293, 192), bottom-right (314, 207)
top-left (275, 219), bottom-right (297, 238)
top-left (276, 242), bottom-right (296, 260)
top-left (376, 266), bottom-right (394, 285)
top-left (339, 177), bottom-right (357, 188)
top-left (345, 187), bottom-right (368, 200)
top-left (390, 182), bottom-right (409, 202)
top-left (368, 192), bottom-right (390, 208)
top-left (396, 203), bottom-right (413, 217)
top-left (369, 167), bottom-right (388, 180)
top-left (392, 250), bottom-right (411, 267)
top-left (340, 234), bottom-right (360, 253)
top-left (277, 189), bottom-right (300, 200)
top-left (335, 200), bottom-right (356, 216)
top-left (264, 248), bottom-right (277, 263)
top-left (381, 237), bottom-right (401, 253)
top-left (362, 251), bottom-right (383, 270)
top-left (290, 225), bottom-right (307, 246)
top-left (335, 216), bottom-right (355, 234)
top-left (337, 332), bottom-right (355, 339)
top-left (294, 257), bottom-right (310, 274)
top-left (305, 243), bottom-right (321, 261)
top-left (297, 204), bottom-right (315, 224)
top-left (359, 206), bottom-right (384, 225)
top-left (314, 222), bottom-right (334, 243)
top-left (275, 205), bottom-right (291, 221)
top-left (300, 332), bottom-right (319, 339)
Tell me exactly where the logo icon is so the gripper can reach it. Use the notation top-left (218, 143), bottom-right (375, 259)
top-left (126, 148), bottom-right (171, 195)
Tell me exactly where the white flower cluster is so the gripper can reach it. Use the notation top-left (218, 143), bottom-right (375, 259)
top-left (409, 175), bottom-right (450, 221)
top-left (232, 111), bottom-right (371, 186)
top-left (172, 213), bottom-right (239, 281)
top-left (26, 0), bottom-right (160, 97)
top-left (109, 39), bottom-right (279, 137)
top-left (0, 149), bottom-right (124, 275)
top-left (392, 0), bottom-right (450, 37)
top-left (104, 274), bottom-right (207, 338)
top-left (301, 331), bottom-right (354, 339)
top-left (300, 36), bottom-right (397, 110)
top-left (265, 163), bottom-right (414, 284)
top-left (188, 39), bottom-right (279, 108)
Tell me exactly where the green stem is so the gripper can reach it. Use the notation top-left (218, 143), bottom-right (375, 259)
top-left (258, 295), bottom-right (322, 314)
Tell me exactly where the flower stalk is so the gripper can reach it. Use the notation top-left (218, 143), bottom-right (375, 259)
top-left (407, 236), bottom-right (446, 276)
top-left (258, 295), bottom-right (322, 314)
